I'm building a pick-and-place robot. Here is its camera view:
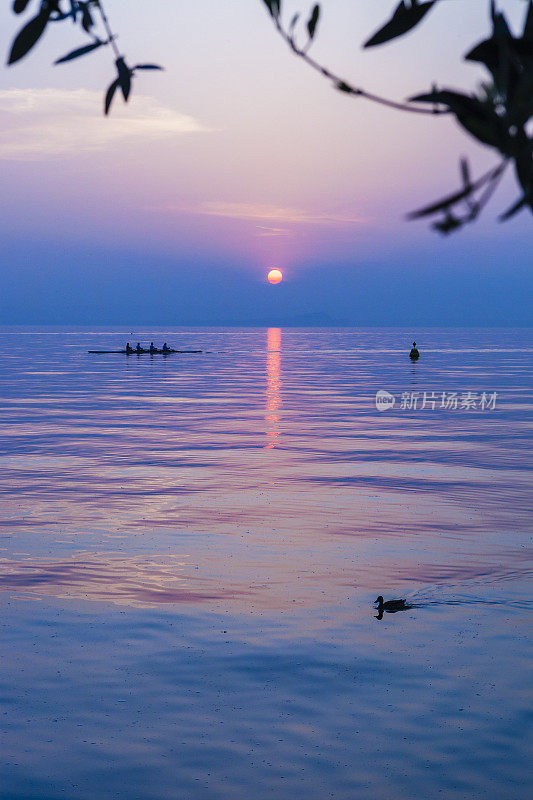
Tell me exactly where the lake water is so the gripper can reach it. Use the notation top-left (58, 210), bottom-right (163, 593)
top-left (1, 326), bottom-right (532, 800)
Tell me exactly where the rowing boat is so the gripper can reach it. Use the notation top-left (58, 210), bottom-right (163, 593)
top-left (88, 349), bottom-right (202, 354)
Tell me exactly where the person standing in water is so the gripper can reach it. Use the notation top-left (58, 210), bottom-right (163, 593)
top-left (410, 341), bottom-right (420, 361)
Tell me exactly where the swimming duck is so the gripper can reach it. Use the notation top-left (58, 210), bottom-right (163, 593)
top-left (374, 596), bottom-right (409, 613)
top-left (409, 341), bottom-right (420, 361)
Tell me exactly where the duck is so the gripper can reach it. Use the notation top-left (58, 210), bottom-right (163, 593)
top-left (374, 596), bottom-right (410, 613)
top-left (409, 341), bottom-right (420, 361)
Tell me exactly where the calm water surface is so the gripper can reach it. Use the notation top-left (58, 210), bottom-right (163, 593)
top-left (0, 327), bottom-right (532, 800)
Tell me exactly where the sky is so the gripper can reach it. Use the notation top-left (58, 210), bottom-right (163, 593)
top-left (0, 0), bottom-right (531, 326)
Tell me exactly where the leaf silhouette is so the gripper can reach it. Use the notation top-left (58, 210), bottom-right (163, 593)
top-left (115, 57), bottom-right (132, 101)
top-left (514, 153), bottom-right (533, 204)
top-left (13, 0), bottom-right (32, 13)
top-left (509, 69), bottom-right (533, 125)
top-left (262, 0), bottom-right (281, 19)
top-left (409, 89), bottom-right (506, 149)
top-left (364, 1), bottom-right (436, 48)
top-left (80, 4), bottom-right (94, 33)
top-left (307, 5), bottom-right (320, 40)
top-left (54, 39), bottom-right (105, 64)
top-left (7, 7), bottom-right (50, 64)
top-left (464, 39), bottom-right (499, 73)
top-left (465, 7), bottom-right (526, 101)
top-left (432, 214), bottom-right (463, 234)
top-left (499, 193), bottom-right (529, 220)
top-left (289, 13), bottom-right (300, 36)
top-left (407, 183), bottom-right (476, 219)
top-left (336, 80), bottom-right (354, 93)
top-left (133, 63), bottom-right (164, 71)
top-left (104, 78), bottom-right (120, 115)
top-left (524, 0), bottom-right (533, 42)
top-left (460, 157), bottom-right (471, 187)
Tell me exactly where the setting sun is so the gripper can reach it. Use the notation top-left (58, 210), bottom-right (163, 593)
top-left (267, 269), bottom-right (283, 285)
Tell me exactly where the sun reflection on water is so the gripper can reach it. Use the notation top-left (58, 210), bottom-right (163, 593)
top-left (265, 327), bottom-right (282, 449)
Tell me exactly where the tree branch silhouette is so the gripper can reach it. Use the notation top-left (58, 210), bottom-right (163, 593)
top-left (264, 1), bottom-right (449, 116)
top-left (261, 0), bottom-right (532, 233)
top-left (6, 0), bottom-right (532, 233)
top-left (6, 1), bottom-right (163, 114)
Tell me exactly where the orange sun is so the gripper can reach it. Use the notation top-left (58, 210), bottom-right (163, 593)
top-left (267, 269), bottom-right (283, 285)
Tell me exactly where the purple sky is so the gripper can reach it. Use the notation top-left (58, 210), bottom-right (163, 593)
top-left (1, 1), bottom-right (531, 325)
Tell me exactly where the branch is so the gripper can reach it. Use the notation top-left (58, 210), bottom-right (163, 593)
top-left (407, 158), bottom-right (509, 233)
top-left (7, 0), bottom-right (163, 114)
top-left (261, 1), bottom-right (532, 231)
top-left (266, 3), bottom-right (449, 116)
top-left (94, 0), bottom-right (120, 60)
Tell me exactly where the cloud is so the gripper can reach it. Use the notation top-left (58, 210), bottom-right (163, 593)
top-left (0, 88), bottom-right (208, 160)
top-left (255, 225), bottom-right (291, 237)
top-left (193, 201), bottom-right (365, 226)
top-left (147, 200), bottom-right (368, 236)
